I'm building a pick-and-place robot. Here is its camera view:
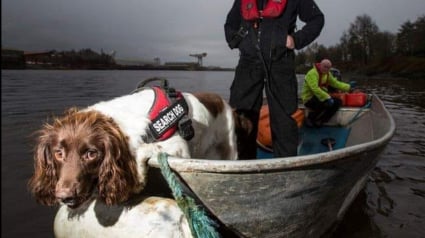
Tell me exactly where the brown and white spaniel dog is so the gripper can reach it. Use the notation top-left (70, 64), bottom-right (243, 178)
top-left (53, 195), bottom-right (193, 238)
top-left (28, 87), bottom-right (251, 210)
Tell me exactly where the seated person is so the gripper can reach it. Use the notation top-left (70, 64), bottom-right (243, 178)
top-left (301, 59), bottom-right (354, 127)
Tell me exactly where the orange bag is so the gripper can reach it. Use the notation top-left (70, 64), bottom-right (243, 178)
top-left (257, 105), bottom-right (304, 150)
top-left (345, 92), bottom-right (367, 107)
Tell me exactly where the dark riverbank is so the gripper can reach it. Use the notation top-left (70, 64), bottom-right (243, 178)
top-left (2, 62), bottom-right (235, 71)
top-left (340, 56), bottom-right (425, 80)
top-left (1, 48), bottom-right (235, 71)
top-left (21, 64), bottom-right (235, 71)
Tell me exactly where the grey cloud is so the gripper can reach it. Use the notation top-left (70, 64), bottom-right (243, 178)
top-left (2, 0), bottom-right (424, 67)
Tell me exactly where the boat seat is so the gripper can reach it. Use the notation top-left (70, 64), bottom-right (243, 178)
top-left (303, 106), bottom-right (371, 127)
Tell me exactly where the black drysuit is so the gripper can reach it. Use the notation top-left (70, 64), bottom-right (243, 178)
top-left (225, 0), bottom-right (324, 158)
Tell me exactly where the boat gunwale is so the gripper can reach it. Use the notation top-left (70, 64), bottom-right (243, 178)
top-left (147, 94), bottom-right (395, 173)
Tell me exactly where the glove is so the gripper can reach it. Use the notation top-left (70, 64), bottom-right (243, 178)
top-left (349, 81), bottom-right (357, 91)
top-left (324, 98), bottom-right (334, 108)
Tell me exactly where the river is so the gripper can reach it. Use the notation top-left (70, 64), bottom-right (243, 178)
top-left (1, 70), bottom-right (424, 238)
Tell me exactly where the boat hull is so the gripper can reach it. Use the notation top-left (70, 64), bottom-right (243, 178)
top-left (147, 95), bottom-right (395, 237)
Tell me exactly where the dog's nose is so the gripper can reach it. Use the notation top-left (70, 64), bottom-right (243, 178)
top-left (60, 197), bottom-right (77, 207)
top-left (56, 189), bottom-right (77, 206)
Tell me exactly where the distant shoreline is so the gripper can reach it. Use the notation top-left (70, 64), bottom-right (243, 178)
top-left (1, 48), bottom-right (236, 71)
top-left (2, 64), bottom-right (236, 72)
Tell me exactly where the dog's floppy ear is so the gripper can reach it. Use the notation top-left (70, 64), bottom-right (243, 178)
top-left (233, 110), bottom-right (257, 159)
top-left (97, 116), bottom-right (141, 205)
top-left (28, 124), bottom-right (59, 206)
top-left (233, 110), bottom-right (253, 136)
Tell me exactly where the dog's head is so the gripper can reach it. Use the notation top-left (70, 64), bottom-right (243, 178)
top-left (28, 108), bottom-right (141, 208)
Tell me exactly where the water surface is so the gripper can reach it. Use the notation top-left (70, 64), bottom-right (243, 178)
top-left (1, 70), bottom-right (424, 238)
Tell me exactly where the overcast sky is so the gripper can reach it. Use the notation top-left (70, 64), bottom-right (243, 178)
top-left (2, 0), bottom-right (424, 68)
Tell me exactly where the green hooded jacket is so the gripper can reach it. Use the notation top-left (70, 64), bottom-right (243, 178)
top-left (301, 65), bottom-right (350, 104)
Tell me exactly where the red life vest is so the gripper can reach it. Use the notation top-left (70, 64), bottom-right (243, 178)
top-left (241, 0), bottom-right (287, 21)
top-left (314, 63), bottom-right (329, 88)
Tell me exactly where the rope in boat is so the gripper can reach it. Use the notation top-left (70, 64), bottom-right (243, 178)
top-left (158, 153), bottom-right (220, 238)
top-left (344, 95), bottom-right (373, 126)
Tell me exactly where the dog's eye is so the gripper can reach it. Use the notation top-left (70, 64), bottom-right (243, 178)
top-left (54, 149), bottom-right (64, 160)
top-left (85, 149), bottom-right (99, 160)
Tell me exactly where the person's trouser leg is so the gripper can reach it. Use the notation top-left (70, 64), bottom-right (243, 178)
top-left (229, 59), bottom-right (264, 159)
top-left (266, 53), bottom-right (298, 157)
top-left (317, 97), bottom-right (342, 124)
top-left (305, 96), bottom-right (325, 126)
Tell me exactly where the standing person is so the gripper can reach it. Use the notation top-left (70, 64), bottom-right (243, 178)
top-left (302, 59), bottom-right (354, 127)
top-left (224, 0), bottom-right (324, 158)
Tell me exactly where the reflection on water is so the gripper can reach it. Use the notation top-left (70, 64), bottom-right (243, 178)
top-left (332, 190), bottom-right (383, 237)
top-left (332, 77), bottom-right (425, 238)
top-left (1, 71), bottom-right (424, 238)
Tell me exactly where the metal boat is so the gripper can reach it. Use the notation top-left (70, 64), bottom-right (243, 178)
top-left (147, 94), bottom-right (395, 237)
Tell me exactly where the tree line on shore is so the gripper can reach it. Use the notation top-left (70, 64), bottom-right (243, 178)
top-left (33, 48), bottom-right (116, 69)
top-left (1, 48), bottom-right (116, 69)
top-left (296, 14), bottom-right (425, 78)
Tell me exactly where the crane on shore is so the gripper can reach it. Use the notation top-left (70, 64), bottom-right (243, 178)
top-left (189, 52), bottom-right (207, 67)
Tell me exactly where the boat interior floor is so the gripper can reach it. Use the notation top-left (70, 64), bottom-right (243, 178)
top-left (257, 125), bottom-right (351, 159)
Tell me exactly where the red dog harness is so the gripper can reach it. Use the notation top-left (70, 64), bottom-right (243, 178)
top-left (133, 77), bottom-right (194, 143)
top-left (241, 0), bottom-right (287, 21)
top-left (147, 86), bottom-right (183, 141)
